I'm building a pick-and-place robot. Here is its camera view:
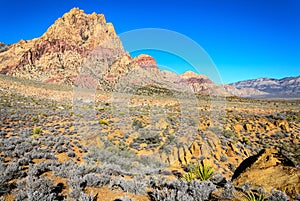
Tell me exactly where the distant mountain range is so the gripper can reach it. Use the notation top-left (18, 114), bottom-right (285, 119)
top-left (0, 8), bottom-right (298, 99)
top-left (229, 76), bottom-right (300, 98)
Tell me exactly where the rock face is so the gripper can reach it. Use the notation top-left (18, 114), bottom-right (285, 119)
top-left (232, 148), bottom-right (300, 198)
top-left (229, 76), bottom-right (300, 98)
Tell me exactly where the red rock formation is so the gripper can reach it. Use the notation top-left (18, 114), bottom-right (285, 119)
top-left (133, 54), bottom-right (158, 69)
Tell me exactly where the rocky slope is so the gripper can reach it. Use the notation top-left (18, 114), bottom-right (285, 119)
top-left (232, 148), bottom-right (300, 197)
top-left (229, 76), bottom-right (300, 98)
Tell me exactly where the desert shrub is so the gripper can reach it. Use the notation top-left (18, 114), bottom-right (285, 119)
top-left (286, 115), bottom-right (298, 122)
top-left (28, 151), bottom-right (46, 160)
top-left (4, 162), bottom-right (23, 181)
top-left (222, 130), bottom-right (238, 140)
top-left (0, 163), bottom-right (10, 196)
top-left (14, 179), bottom-right (27, 200)
top-left (149, 179), bottom-right (216, 201)
top-left (219, 181), bottom-right (235, 199)
top-left (99, 119), bottom-right (109, 126)
top-left (78, 191), bottom-right (98, 201)
top-left (68, 176), bottom-right (86, 199)
top-left (0, 162), bottom-right (8, 182)
top-left (88, 140), bottom-right (165, 175)
top-left (28, 161), bottom-right (51, 177)
top-left (240, 182), bottom-right (251, 192)
top-left (55, 145), bottom-right (68, 153)
top-left (220, 155), bottom-right (228, 162)
top-left (31, 116), bottom-right (38, 122)
top-left (130, 132), bottom-right (162, 150)
top-left (45, 153), bottom-right (57, 160)
top-left (83, 173), bottom-right (102, 187)
top-left (52, 161), bottom-right (80, 178)
top-left (267, 189), bottom-right (289, 201)
top-left (132, 119), bottom-right (144, 130)
top-left (109, 176), bottom-right (148, 195)
top-left (67, 151), bottom-right (76, 157)
top-left (15, 176), bottom-right (61, 201)
top-left (73, 140), bottom-right (82, 148)
top-left (14, 143), bottom-right (33, 156)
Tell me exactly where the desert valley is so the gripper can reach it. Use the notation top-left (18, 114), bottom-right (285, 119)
top-left (0, 8), bottom-right (299, 201)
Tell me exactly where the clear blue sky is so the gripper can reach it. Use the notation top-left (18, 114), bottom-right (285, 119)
top-left (0, 0), bottom-right (299, 83)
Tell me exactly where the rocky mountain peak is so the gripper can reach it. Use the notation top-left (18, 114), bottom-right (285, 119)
top-left (181, 70), bottom-right (208, 80)
top-left (132, 54), bottom-right (158, 69)
top-left (42, 8), bottom-right (118, 49)
top-left (0, 8), bottom-right (124, 84)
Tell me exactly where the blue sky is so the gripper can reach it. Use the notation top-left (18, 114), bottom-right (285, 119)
top-left (0, 0), bottom-right (299, 83)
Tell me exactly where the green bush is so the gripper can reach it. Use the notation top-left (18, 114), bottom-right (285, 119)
top-left (31, 116), bottom-right (38, 121)
top-left (33, 127), bottom-right (42, 135)
top-left (99, 119), bottom-right (109, 126)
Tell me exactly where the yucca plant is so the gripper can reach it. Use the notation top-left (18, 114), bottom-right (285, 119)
top-left (193, 161), bottom-right (214, 181)
top-left (243, 191), bottom-right (265, 201)
top-left (182, 162), bottom-right (214, 182)
top-left (182, 171), bottom-right (196, 182)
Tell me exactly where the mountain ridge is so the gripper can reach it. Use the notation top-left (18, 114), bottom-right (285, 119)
top-left (229, 75), bottom-right (300, 98)
top-left (0, 8), bottom-right (298, 99)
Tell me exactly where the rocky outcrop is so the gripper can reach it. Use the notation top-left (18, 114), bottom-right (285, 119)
top-left (232, 148), bottom-right (300, 198)
top-left (133, 54), bottom-right (158, 69)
